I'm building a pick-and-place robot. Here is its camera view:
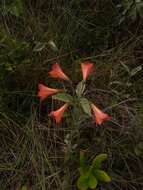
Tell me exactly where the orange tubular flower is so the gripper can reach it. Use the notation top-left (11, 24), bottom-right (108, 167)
top-left (91, 103), bottom-right (111, 125)
top-left (38, 84), bottom-right (63, 101)
top-left (49, 63), bottom-right (70, 81)
top-left (81, 62), bottom-right (94, 81)
top-left (48, 103), bottom-right (69, 124)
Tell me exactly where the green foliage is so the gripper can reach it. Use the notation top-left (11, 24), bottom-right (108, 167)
top-left (52, 93), bottom-right (73, 103)
top-left (77, 174), bottom-right (89, 190)
top-left (91, 154), bottom-right (108, 169)
top-left (88, 174), bottom-right (97, 189)
top-left (0, 0), bottom-right (24, 17)
top-left (80, 98), bottom-right (91, 116)
top-left (0, 1), bottom-right (143, 189)
top-left (77, 153), bottom-right (111, 190)
top-left (0, 30), bottom-right (30, 80)
top-left (79, 151), bottom-right (88, 175)
top-left (94, 170), bottom-right (111, 183)
top-left (77, 173), bottom-right (98, 190)
top-left (76, 81), bottom-right (86, 98)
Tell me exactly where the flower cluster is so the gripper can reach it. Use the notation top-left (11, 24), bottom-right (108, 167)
top-left (37, 62), bottom-right (111, 125)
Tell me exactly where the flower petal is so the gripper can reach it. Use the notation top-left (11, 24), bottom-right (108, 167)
top-left (81, 61), bottom-right (94, 81)
top-left (38, 83), bottom-right (63, 101)
top-left (48, 103), bottom-right (69, 124)
top-left (49, 63), bottom-right (70, 81)
top-left (91, 103), bottom-right (111, 125)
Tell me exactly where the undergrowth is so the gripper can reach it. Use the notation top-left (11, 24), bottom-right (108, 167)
top-left (0, 0), bottom-right (143, 189)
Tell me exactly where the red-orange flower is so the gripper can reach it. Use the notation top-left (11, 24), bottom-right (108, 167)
top-left (38, 84), bottom-right (63, 101)
top-left (91, 103), bottom-right (111, 125)
top-left (48, 103), bottom-right (69, 124)
top-left (81, 62), bottom-right (94, 81)
top-left (49, 63), bottom-right (70, 81)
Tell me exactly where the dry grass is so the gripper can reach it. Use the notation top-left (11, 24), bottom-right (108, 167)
top-left (0, 0), bottom-right (143, 189)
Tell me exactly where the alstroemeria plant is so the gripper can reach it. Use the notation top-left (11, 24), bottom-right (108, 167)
top-left (48, 63), bottom-right (70, 81)
top-left (37, 62), bottom-right (111, 125)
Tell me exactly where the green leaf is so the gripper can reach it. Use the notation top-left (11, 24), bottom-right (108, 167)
top-left (95, 170), bottom-right (111, 183)
top-left (88, 174), bottom-right (97, 189)
top-left (76, 81), bottom-right (85, 97)
top-left (91, 154), bottom-right (107, 169)
top-left (130, 66), bottom-right (142, 77)
top-left (80, 98), bottom-right (91, 116)
top-left (77, 175), bottom-right (89, 190)
top-left (52, 93), bottom-right (73, 103)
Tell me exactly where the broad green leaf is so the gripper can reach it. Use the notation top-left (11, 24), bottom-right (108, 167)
top-left (77, 175), bottom-right (89, 190)
top-left (52, 93), bottom-right (73, 103)
top-left (88, 174), bottom-right (97, 189)
top-left (76, 81), bottom-right (85, 97)
top-left (95, 170), bottom-right (111, 183)
top-left (80, 98), bottom-right (91, 116)
top-left (130, 66), bottom-right (142, 77)
top-left (91, 154), bottom-right (107, 169)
